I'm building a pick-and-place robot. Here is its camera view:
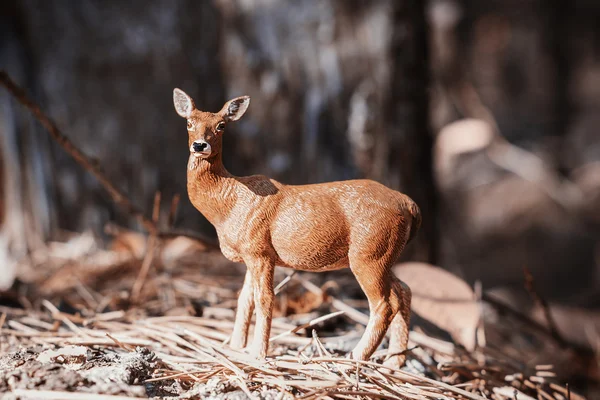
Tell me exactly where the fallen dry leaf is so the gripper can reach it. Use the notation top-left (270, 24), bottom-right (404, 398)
top-left (274, 280), bottom-right (325, 317)
top-left (393, 262), bottom-right (482, 351)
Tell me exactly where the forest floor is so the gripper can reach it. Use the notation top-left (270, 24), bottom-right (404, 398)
top-left (0, 230), bottom-right (594, 399)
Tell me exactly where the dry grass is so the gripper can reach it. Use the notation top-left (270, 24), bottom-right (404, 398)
top-left (0, 232), bottom-right (590, 399)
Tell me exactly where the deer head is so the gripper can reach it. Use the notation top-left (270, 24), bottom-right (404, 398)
top-left (173, 88), bottom-right (250, 160)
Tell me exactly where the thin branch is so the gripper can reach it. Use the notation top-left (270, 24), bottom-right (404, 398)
top-left (168, 194), bottom-right (181, 228)
top-left (130, 193), bottom-right (162, 303)
top-left (152, 191), bottom-right (162, 224)
top-left (10, 390), bottom-right (147, 400)
top-left (274, 271), bottom-right (297, 295)
top-left (0, 70), bottom-right (156, 235)
top-left (523, 266), bottom-right (564, 345)
top-left (269, 310), bottom-right (344, 342)
top-left (482, 293), bottom-right (576, 351)
top-left (0, 69), bottom-right (220, 249)
top-left (298, 277), bottom-right (370, 326)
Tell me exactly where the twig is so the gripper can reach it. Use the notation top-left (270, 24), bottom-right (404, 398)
top-left (321, 390), bottom-right (409, 400)
top-left (474, 280), bottom-right (486, 351)
top-left (274, 271), bottom-right (297, 295)
top-left (365, 376), bottom-right (406, 399)
top-left (310, 357), bottom-right (486, 400)
top-left (8, 320), bottom-right (40, 334)
top-left (106, 333), bottom-right (135, 352)
top-left (168, 194), bottom-right (181, 228)
top-left (41, 300), bottom-right (92, 338)
top-left (0, 69), bottom-right (219, 249)
top-left (537, 387), bottom-right (556, 400)
top-left (10, 390), bottom-right (147, 400)
top-left (312, 329), bottom-right (331, 357)
top-left (493, 386), bottom-right (536, 400)
top-left (270, 310), bottom-right (344, 342)
top-left (482, 293), bottom-right (584, 352)
top-left (550, 383), bottom-right (584, 400)
top-left (0, 70), bottom-right (157, 235)
top-left (144, 371), bottom-right (200, 383)
top-left (299, 277), bottom-right (369, 325)
top-left (523, 266), bottom-right (564, 346)
top-left (151, 191), bottom-right (162, 225)
top-left (131, 237), bottom-right (160, 303)
top-left (131, 192), bottom-right (163, 303)
top-left (130, 192), bottom-right (162, 302)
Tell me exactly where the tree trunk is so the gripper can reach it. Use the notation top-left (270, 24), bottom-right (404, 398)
top-left (382, 0), bottom-right (438, 263)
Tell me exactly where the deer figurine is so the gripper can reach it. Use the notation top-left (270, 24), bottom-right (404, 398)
top-left (173, 88), bottom-right (421, 367)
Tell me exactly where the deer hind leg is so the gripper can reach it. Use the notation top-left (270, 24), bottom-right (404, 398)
top-left (247, 258), bottom-right (275, 359)
top-left (349, 260), bottom-right (400, 361)
top-left (230, 269), bottom-right (255, 349)
top-left (384, 276), bottom-right (411, 368)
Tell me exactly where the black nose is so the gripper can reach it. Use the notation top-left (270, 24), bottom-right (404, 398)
top-left (193, 142), bottom-right (207, 152)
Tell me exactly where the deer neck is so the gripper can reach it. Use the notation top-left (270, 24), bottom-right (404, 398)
top-left (187, 154), bottom-right (238, 227)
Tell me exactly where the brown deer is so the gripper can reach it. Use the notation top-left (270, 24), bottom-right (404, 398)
top-left (173, 88), bottom-right (421, 367)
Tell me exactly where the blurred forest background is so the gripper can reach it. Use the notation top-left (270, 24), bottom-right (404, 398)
top-left (1, 0), bottom-right (600, 351)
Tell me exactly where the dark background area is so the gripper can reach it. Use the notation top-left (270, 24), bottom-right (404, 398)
top-left (1, 0), bottom-right (600, 348)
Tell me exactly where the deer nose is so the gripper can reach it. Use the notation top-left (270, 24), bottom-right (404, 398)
top-left (193, 141), bottom-right (207, 152)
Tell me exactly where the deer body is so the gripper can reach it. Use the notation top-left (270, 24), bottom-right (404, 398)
top-left (175, 89), bottom-right (420, 367)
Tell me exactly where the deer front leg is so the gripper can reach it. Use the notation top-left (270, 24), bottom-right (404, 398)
top-left (248, 258), bottom-right (275, 359)
top-left (230, 269), bottom-right (255, 349)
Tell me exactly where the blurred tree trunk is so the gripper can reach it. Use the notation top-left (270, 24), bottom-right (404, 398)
top-left (546, 0), bottom-right (571, 174)
top-left (381, 0), bottom-right (437, 263)
top-left (0, 3), bottom-right (56, 289)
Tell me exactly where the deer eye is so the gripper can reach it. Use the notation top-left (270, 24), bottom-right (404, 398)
top-left (216, 122), bottom-right (225, 132)
top-left (187, 120), bottom-right (193, 130)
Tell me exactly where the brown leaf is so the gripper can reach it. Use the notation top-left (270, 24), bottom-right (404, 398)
top-left (393, 262), bottom-right (481, 351)
top-left (110, 231), bottom-right (147, 259)
top-left (274, 280), bottom-right (324, 317)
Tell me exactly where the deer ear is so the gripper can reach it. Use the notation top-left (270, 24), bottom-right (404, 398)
top-left (220, 96), bottom-right (250, 122)
top-left (173, 88), bottom-right (195, 118)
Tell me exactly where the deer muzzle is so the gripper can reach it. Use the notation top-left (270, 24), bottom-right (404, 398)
top-left (191, 140), bottom-right (211, 158)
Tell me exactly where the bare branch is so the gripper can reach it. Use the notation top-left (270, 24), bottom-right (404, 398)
top-left (523, 266), bottom-right (565, 345)
top-left (0, 70), bottom-right (157, 235)
top-left (0, 69), bottom-right (219, 249)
